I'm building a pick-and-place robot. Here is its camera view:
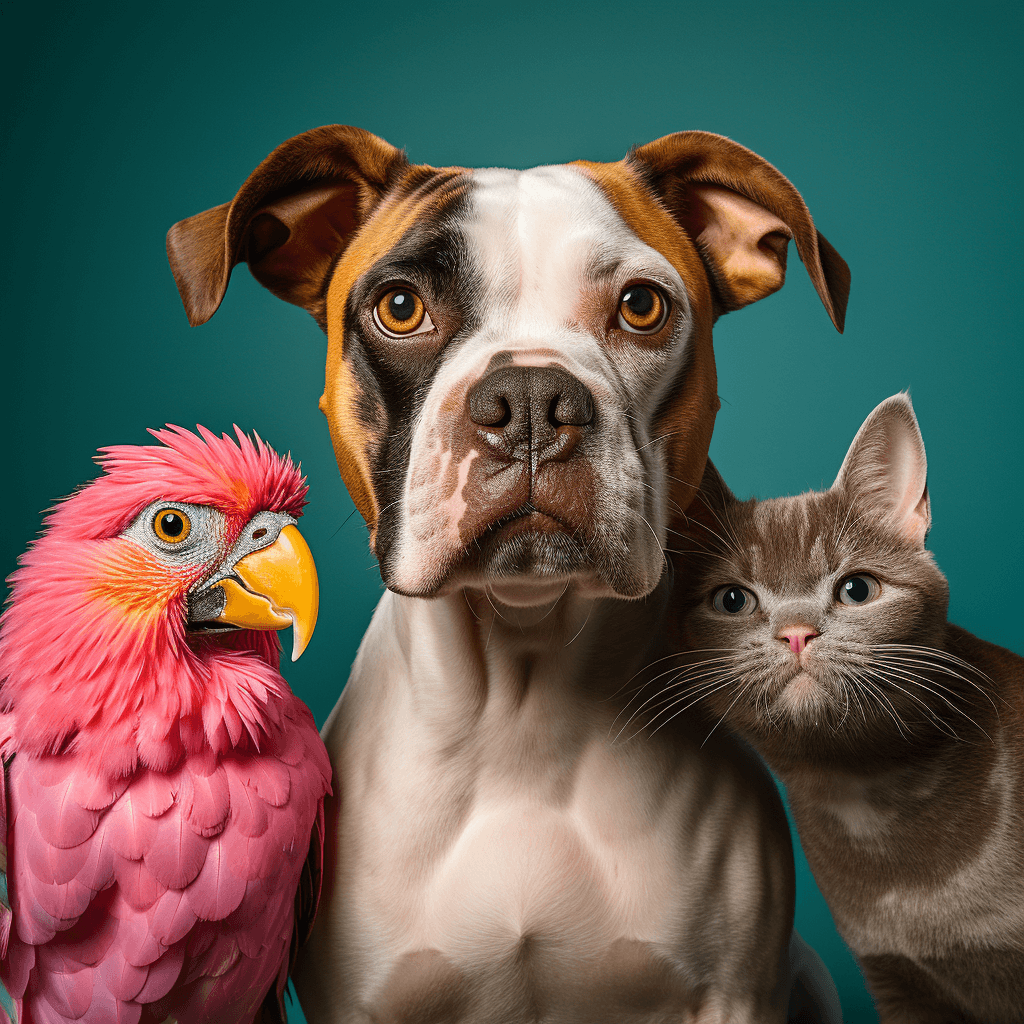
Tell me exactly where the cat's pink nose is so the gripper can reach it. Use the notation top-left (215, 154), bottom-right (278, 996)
top-left (778, 626), bottom-right (819, 654)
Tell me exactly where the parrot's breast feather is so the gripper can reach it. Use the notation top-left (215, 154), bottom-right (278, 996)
top-left (0, 692), bottom-right (330, 1022)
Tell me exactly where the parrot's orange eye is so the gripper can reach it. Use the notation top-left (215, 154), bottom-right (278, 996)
top-left (153, 508), bottom-right (191, 544)
top-left (617, 285), bottom-right (668, 333)
top-left (374, 288), bottom-right (429, 336)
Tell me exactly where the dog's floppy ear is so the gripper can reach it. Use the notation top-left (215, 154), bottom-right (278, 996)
top-left (167, 125), bottom-right (409, 327)
top-left (629, 132), bottom-right (849, 331)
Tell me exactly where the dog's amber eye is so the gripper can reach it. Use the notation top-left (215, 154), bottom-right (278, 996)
top-left (617, 285), bottom-right (668, 333)
top-left (153, 508), bottom-right (191, 544)
top-left (374, 289), bottom-right (433, 336)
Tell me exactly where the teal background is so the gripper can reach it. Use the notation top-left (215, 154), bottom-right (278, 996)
top-left (3, 2), bottom-right (1021, 1021)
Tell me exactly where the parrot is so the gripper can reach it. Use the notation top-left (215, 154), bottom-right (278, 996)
top-left (0, 425), bottom-right (332, 1024)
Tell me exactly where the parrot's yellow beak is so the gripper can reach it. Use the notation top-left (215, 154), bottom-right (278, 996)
top-left (213, 524), bottom-right (319, 661)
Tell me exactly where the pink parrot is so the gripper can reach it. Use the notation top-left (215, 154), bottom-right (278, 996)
top-left (0, 426), bottom-right (331, 1023)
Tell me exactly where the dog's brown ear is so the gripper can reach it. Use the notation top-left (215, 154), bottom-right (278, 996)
top-left (167, 125), bottom-right (409, 327)
top-left (629, 131), bottom-right (849, 331)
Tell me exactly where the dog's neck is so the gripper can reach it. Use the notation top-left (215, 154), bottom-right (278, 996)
top-left (353, 575), bottom-right (673, 747)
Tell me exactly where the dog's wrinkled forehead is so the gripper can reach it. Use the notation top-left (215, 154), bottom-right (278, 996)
top-left (461, 166), bottom-right (684, 328)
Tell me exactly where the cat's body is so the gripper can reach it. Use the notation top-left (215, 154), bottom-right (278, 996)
top-left (665, 394), bottom-right (1024, 1024)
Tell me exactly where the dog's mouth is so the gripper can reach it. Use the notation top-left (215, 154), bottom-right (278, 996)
top-left (483, 505), bottom-right (572, 539)
top-left (439, 504), bottom-right (590, 585)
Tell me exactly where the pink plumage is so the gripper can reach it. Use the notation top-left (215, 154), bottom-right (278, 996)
top-left (0, 426), bottom-right (331, 1024)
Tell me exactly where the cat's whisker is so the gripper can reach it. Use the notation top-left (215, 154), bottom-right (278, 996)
top-left (645, 674), bottom-right (749, 740)
top-left (870, 646), bottom-right (1002, 709)
top-left (675, 498), bottom-right (748, 564)
top-left (871, 649), bottom-right (993, 692)
top-left (870, 658), bottom-right (977, 700)
top-left (872, 643), bottom-right (993, 680)
top-left (625, 665), bottom-right (742, 725)
top-left (606, 648), bottom-right (740, 701)
top-left (622, 656), bottom-right (737, 702)
top-left (855, 674), bottom-right (912, 740)
top-left (833, 504), bottom-right (875, 549)
top-left (846, 677), bottom-right (869, 728)
top-left (836, 679), bottom-right (853, 729)
top-left (609, 661), bottom-right (737, 738)
top-left (631, 661), bottom-right (757, 734)
top-left (858, 667), bottom-right (965, 741)
top-left (641, 679), bottom-right (736, 733)
top-left (700, 502), bottom-right (749, 563)
top-left (872, 646), bottom-right (997, 693)
top-left (868, 664), bottom-right (992, 741)
top-left (876, 658), bottom-right (996, 715)
top-left (700, 675), bottom-right (761, 748)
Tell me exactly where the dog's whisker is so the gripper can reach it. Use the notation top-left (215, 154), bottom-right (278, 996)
top-left (564, 600), bottom-right (595, 647)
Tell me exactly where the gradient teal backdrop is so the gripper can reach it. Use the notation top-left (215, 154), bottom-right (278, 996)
top-left (3, 2), bottom-right (1021, 1021)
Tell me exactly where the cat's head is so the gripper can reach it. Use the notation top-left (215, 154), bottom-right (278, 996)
top-left (670, 394), bottom-right (965, 766)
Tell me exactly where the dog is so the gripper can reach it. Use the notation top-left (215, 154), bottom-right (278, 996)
top-left (167, 126), bottom-right (850, 1023)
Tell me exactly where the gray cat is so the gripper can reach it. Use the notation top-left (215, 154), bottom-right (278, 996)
top-left (662, 394), bottom-right (1024, 1024)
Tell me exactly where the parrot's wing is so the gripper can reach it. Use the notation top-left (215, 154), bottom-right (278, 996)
top-left (1, 756), bottom-right (16, 1024)
top-left (252, 798), bottom-right (326, 1024)
top-left (293, 798), bottom-right (326, 956)
top-left (0, 757), bottom-right (9, 957)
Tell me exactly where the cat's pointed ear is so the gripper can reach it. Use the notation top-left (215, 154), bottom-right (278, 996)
top-left (676, 458), bottom-right (737, 541)
top-left (697, 459), bottom-right (736, 510)
top-left (833, 393), bottom-right (931, 548)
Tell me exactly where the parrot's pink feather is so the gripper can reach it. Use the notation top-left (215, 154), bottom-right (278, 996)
top-left (0, 426), bottom-right (331, 1023)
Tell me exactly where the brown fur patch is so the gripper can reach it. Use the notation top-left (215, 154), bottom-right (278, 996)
top-left (572, 160), bottom-right (719, 518)
top-left (321, 169), bottom-right (470, 531)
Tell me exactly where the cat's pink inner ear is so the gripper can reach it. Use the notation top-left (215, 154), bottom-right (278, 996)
top-left (903, 485), bottom-right (931, 548)
top-left (892, 461), bottom-right (930, 549)
top-left (834, 393), bottom-right (931, 548)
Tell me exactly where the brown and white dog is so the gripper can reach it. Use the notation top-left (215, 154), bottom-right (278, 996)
top-left (168, 127), bottom-right (850, 1023)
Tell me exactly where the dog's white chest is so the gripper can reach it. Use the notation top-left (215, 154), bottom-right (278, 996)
top-left (409, 797), bottom-right (668, 955)
top-left (349, 785), bottom-right (709, 1024)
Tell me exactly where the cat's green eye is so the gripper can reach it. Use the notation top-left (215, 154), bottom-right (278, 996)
top-left (836, 574), bottom-right (881, 606)
top-left (712, 586), bottom-right (758, 616)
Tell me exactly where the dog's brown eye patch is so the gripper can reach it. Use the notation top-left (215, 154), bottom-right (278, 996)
top-left (618, 285), bottom-right (667, 333)
top-left (375, 289), bottom-right (429, 335)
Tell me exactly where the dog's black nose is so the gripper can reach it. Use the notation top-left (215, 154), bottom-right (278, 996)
top-left (468, 365), bottom-right (595, 462)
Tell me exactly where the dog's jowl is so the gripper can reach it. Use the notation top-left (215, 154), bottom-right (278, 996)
top-left (169, 127), bottom-right (850, 1023)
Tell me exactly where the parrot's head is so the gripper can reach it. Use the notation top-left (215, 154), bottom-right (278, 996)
top-left (0, 426), bottom-right (319, 770)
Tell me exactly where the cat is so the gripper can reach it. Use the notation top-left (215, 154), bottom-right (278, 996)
top-left (659, 393), bottom-right (1024, 1024)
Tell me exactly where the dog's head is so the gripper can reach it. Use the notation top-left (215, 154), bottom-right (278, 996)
top-left (168, 127), bottom-right (848, 600)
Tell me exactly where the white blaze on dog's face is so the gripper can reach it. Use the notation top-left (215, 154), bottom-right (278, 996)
top-left (167, 127), bottom-right (849, 602)
top-left (325, 165), bottom-right (710, 599)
